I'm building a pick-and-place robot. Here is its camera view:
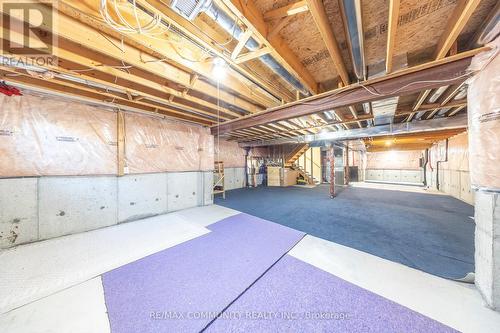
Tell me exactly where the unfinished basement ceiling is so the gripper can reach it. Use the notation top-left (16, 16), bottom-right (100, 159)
top-left (0, 0), bottom-right (497, 147)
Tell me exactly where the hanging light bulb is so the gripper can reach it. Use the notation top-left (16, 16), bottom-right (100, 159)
top-left (212, 57), bottom-right (227, 81)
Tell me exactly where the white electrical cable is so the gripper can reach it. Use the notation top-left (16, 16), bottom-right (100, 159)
top-left (280, 70), bottom-right (478, 110)
top-left (99, 0), bottom-right (167, 36)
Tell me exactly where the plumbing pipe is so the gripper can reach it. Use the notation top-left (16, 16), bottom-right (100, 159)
top-left (436, 138), bottom-right (449, 191)
top-left (423, 149), bottom-right (429, 187)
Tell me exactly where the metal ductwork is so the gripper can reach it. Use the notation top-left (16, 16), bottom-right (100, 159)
top-left (371, 96), bottom-right (399, 125)
top-left (240, 113), bottom-right (468, 147)
top-left (340, 0), bottom-right (366, 81)
top-left (170, 0), bottom-right (309, 95)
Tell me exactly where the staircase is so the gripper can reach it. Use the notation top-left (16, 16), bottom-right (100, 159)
top-left (289, 163), bottom-right (315, 185)
top-left (284, 144), bottom-right (309, 167)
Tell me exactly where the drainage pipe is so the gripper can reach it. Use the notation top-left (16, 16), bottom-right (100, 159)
top-left (329, 145), bottom-right (335, 198)
top-left (436, 139), bottom-right (449, 191)
top-left (244, 147), bottom-right (250, 188)
top-left (423, 149), bottom-right (429, 187)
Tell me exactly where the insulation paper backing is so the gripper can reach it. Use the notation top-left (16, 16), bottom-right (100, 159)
top-left (467, 38), bottom-right (500, 190)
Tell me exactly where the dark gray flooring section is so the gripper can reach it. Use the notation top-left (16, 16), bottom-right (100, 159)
top-left (215, 184), bottom-right (475, 279)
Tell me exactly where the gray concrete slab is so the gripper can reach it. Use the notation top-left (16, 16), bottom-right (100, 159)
top-left (0, 178), bottom-right (38, 248)
top-left (38, 176), bottom-right (117, 239)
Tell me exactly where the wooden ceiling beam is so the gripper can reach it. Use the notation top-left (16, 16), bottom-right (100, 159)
top-left (231, 29), bottom-right (253, 59)
top-left (1, 7), bottom-right (247, 118)
top-left (0, 30), bottom-right (237, 121)
top-left (211, 49), bottom-right (484, 135)
top-left (55, 1), bottom-right (271, 111)
top-left (217, 0), bottom-right (319, 94)
top-left (411, 0), bottom-right (481, 115)
top-left (0, 66), bottom-right (224, 123)
top-left (234, 47), bottom-right (272, 64)
top-left (134, 0), bottom-right (291, 104)
top-left (264, 1), bottom-right (309, 21)
top-left (306, 0), bottom-right (350, 85)
top-left (385, 0), bottom-right (400, 74)
top-left (0, 69), bottom-right (213, 125)
top-left (267, 16), bottom-right (294, 40)
top-left (435, 0), bottom-right (482, 59)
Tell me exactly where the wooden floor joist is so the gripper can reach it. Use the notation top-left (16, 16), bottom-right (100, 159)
top-left (0, 69), bottom-right (214, 125)
top-left (218, 0), bottom-right (319, 94)
top-left (52, 1), bottom-right (271, 112)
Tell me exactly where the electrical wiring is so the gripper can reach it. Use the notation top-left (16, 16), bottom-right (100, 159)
top-left (99, 0), bottom-right (168, 36)
top-left (274, 70), bottom-right (479, 111)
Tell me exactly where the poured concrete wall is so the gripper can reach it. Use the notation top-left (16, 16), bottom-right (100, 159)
top-left (428, 132), bottom-right (473, 204)
top-left (222, 167), bottom-right (245, 191)
top-left (0, 171), bottom-right (213, 249)
top-left (365, 169), bottom-right (423, 184)
top-left (365, 150), bottom-right (423, 185)
top-left (475, 191), bottom-right (500, 310)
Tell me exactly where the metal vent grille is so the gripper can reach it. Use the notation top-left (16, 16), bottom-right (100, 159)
top-left (170, 0), bottom-right (210, 21)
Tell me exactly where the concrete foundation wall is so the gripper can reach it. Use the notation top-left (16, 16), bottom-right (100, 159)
top-left (427, 132), bottom-right (472, 204)
top-left (474, 191), bottom-right (500, 310)
top-left (427, 169), bottom-right (474, 205)
top-left (0, 171), bottom-right (213, 249)
top-left (224, 167), bottom-right (246, 191)
top-left (365, 169), bottom-right (423, 184)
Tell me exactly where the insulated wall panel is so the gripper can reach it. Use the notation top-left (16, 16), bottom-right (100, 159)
top-left (215, 140), bottom-right (245, 168)
top-left (38, 176), bottom-right (118, 239)
top-left (0, 178), bottom-right (38, 248)
top-left (118, 174), bottom-right (168, 223)
top-left (125, 114), bottom-right (213, 174)
top-left (0, 93), bottom-right (117, 177)
top-left (167, 172), bottom-right (199, 212)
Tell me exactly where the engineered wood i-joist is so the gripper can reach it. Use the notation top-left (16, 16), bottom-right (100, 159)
top-left (54, 1), bottom-right (269, 112)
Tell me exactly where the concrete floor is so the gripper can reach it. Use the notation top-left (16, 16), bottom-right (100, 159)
top-left (1, 205), bottom-right (499, 333)
top-left (215, 183), bottom-right (475, 279)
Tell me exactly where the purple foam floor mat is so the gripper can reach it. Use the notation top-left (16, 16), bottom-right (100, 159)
top-left (102, 213), bottom-right (305, 333)
top-left (205, 254), bottom-right (457, 333)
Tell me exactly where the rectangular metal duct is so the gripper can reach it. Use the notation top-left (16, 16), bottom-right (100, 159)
top-left (371, 96), bottom-right (399, 125)
top-left (170, 0), bottom-right (211, 21)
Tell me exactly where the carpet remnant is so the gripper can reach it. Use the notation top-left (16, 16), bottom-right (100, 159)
top-left (102, 213), bottom-right (305, 333)
top-left (216, 185), bottom-right (474, 279)
top-left (205, 255), bottom-right (458, 333)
